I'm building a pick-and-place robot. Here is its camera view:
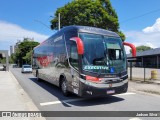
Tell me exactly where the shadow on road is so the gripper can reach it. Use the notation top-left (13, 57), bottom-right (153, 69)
top-left (29, 77), bottom-right (124, 107)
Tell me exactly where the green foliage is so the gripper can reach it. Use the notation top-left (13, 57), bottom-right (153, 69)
top-left (11, 40), bottom-right (39, 66)
top-left (50, 0), bottom-right (125, 41)
top-left (23, 50), bottom-right (32, 64)
top-left (130, 45), bottom-right (152, 53)
top-left (10, 53), bottom-right (16, 63)
top-left (0, 55), bottom-right (13, 64)
top-left (0, 58), bottom-right (6, 64)
top-left (136, 45), bottom-right (152, 52)
top-left (117, 31), bottom-right (126, 41)
top-left (9, 55), bottom-right (14, 64)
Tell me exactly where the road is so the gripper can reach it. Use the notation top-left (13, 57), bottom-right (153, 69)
top-left (10, 68), bottom-right (160, 120)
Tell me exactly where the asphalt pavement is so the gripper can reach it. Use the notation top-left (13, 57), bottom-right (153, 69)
top-left (1, 67), bottom-right (160, 120)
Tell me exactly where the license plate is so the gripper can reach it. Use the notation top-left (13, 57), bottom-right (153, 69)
top-left (107, 90), bottom-right (115, 94)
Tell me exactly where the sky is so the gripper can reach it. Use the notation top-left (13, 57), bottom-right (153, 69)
top-left (0, 0), bottom-right (160, 53)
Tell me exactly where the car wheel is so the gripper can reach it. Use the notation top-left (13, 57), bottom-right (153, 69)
top-left (61, 78), bottom-right (69, 96)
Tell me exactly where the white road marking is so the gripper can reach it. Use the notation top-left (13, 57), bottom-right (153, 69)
top-left (40, 101), bottom-right (62, 106)
top-left (114, 92), bottom-right (136, 96)
top-left (40, 92), bottom-right (136, 106)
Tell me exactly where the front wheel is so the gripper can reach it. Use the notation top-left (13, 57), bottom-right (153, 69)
top-left (36, 71), bottom-right (42, 82)
top-left (61, 79), bottom-right (69, 96)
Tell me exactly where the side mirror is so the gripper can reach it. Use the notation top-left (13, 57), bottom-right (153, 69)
top-left (70, 37), bottom-right (84, 55)
top-left (123, 42), bottom-right (136, 57)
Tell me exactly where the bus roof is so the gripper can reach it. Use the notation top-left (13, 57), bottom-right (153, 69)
top-left (34, 26), bottom-right (120, 50)
top-left (61, 25), bottom-right (119, 37)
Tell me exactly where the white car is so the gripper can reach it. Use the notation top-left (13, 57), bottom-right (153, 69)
top-left (21, 65), bottom-right (32, 73)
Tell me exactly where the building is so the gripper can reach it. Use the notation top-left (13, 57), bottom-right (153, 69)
top-left (10, 46), bottom-right (13, 55)
top-left (127, 48), bottom-right (160, 68)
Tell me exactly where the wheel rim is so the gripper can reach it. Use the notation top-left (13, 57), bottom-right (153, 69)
top-left (62, 81), bottom-right (67, 93)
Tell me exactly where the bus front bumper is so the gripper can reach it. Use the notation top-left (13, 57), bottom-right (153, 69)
top-left (79, 79), bottom-right (128, 97)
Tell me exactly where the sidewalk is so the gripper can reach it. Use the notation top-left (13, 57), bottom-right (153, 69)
top-left (0, 71), bottom-right (45, 120)
top-left (128, 68), bottom-right (160, 95)
top-left (128, 80), bottom-right (160, 95)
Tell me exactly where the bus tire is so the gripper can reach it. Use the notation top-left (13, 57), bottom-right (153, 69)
top-left (36, 71), bottom-right (42, 82)
top-left (61, 78), bottom-right (69, 96)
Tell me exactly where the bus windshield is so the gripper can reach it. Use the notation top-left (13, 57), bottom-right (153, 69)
top-left (79, 33), bottom-right (126, 74)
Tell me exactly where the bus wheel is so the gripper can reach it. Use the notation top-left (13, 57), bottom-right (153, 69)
top-left (36, 71), bottom-right (42, 82)
top-left (61, 79), bottom-right (69, 96)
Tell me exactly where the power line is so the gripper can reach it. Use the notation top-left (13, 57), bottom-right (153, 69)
top-left (34, 20), bottom-right (51, 30)
top-left (120, 8), bottom-right (160, 23)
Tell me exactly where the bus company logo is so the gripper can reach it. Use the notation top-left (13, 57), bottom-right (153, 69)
top-left (1, 112), bottom-right (42, 118)
top-left (84, 65), bottom-right (109, 70)
top-left (37, 55), bottom-right (53, 67)
top-left (54, 36), bottom-right (63, 42)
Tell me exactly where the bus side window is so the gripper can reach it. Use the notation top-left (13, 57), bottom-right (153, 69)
top-left (70, 41), bottom-right (78, 68)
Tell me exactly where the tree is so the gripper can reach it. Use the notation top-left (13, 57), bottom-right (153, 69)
top-left (23, 50), bottom-right (32, 64)
top-left (136, 45), bottom-right (152, 52)
top-left (0, 58), bottom-right (6, 64)
top-left (12, 39), bottom-right (39, 66)
top-left (130, 45), bottom-right (152, 53)
top-left (50, 0), bottom-right (125, 40)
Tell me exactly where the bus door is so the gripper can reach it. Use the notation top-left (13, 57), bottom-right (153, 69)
top-left (67, 37), bottom-right (84, 95)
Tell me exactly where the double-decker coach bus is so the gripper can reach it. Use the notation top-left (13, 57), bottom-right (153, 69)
top-left (32, 26), bottom-right (136, 97)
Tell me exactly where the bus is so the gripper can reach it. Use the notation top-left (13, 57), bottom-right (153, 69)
top-left (32, 26), bottom-right (136, 97)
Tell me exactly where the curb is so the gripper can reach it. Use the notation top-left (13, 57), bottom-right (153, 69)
top-left (129, 80), bottom-right (160, 95)
top-left (128, 88), bottom-right (160, 96)
top-left (129, 79), bottom-right (160, 85)
top-left (9, 71), bottom-right (46, 120)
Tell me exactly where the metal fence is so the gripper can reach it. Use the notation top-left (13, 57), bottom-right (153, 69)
top-left (128, 67), bottom-right (160, 81)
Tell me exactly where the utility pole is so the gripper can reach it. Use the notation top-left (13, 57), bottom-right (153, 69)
top-left (30, 46), bottom-right (32, 66)
top-left (58, 13), bottom-right (60, 31)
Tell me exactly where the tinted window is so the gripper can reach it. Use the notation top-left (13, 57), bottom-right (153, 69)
top-left (23, 65), bottom-right (31, 68)
top-left (79, 33), bottom-right (126, 74)
top-left (70, 41), bottom-right (78, 69)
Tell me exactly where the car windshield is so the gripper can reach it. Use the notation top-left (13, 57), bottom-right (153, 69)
top-left (79, 33), bottom-right (126, 74)
top-left (23, 65), bottom-right (31, 68)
